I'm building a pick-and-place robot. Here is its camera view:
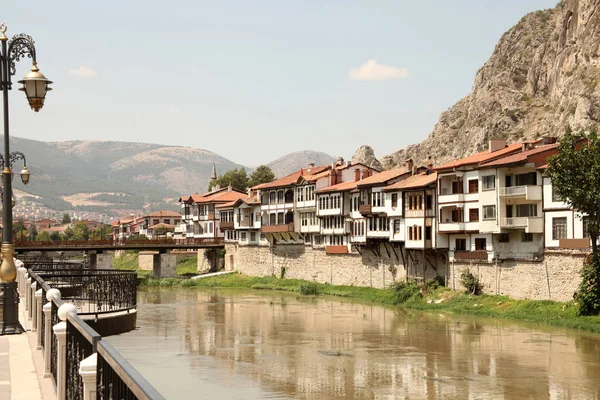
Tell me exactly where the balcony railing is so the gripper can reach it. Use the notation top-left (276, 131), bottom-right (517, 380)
top-left (239, 219), bottom-right (252, 227)
top-left (500, 217), bottom-right (543, 233)
top-left (499, 185), bottom-right (542, 200)
top-left (260, 223), bottom-right (295, 233)
top-left (405, 209), bottom-right (435, 218)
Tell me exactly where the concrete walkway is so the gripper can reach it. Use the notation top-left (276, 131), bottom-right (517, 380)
top-left (191, 270), bottom-right (235, 280)
top-left (0, 302), bottom-right (56, 400)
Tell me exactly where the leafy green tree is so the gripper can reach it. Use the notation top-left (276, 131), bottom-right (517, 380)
top-left (547, 131), bottom-right (600, 315)
top-left (50, 231), bottom-right (62, 241)
top-left (37, 231), bottom-right (51, 242)
top-left (61, 213), bottom-right (72, 224)
top-left (12, 220), bottom-right (27, 241)
top-left (248, 165), bottom-right (276, 188)
top-left (28, 224), bottom-right (38, 241)
top-left (207, 168), bottom-right (249, 192)
top-left (64, 221), bottom-right (90, 241)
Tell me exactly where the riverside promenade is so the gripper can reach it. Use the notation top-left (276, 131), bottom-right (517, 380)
top-left (0, 304), bottom-right (56, 400)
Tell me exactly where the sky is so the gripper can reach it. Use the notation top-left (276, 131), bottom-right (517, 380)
top-left (2, 0), bottom-right (556, 166)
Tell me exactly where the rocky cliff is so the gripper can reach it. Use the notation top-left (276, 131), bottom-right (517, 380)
top-left (351, 145), bottom-right (384, 170)
top-left (381, 0), bottom-right (600, 169)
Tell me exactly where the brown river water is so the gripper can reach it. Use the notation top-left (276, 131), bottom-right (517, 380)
top-left (107, 287), bottom-right (600, 400)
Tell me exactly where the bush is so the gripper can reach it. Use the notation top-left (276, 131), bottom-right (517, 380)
top-left (299, 282), bottom-right (319, 296)
top-left (460, 269), bottom-right (481, 295)
top-left (424, 275), bottom-right (445, 291)
top-left (391, 281), bottom-right (420, 304)
top-left (576, 255), bottom-right (600, 316)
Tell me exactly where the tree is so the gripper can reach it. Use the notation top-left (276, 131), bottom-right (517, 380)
top-left (12, 220), bottom-right (27, 241)
top-left (547, 131), bottom-right (600, 315)
top-left (50, 231), bottom-right (62, 241)
top-left (61, 213), bottom-right (72, 224)
top-left (37, 231), bottom-right (51, 242)
top-left (28, 224), bottom-right (38, 241)
top-left (248, 165), bottom-right (276, 188)
top-left (64, 221), bottom-right (90, 241)
top-left (207, 168), bottom-right (249, 192)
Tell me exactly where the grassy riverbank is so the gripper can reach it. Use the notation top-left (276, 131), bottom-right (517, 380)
top-left (139, 273), bottom-right (600, 333)
top-left (113, 252), bottom-right (198, 277)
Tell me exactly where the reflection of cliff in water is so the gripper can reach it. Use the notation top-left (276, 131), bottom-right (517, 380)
top-left (128, 288), bottom-right (600, 399)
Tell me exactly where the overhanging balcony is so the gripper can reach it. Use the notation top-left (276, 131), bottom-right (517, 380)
top-left (453, 250), bottom-right (489, 261)
top-left (359, 204), bottom-right (372, 215)
top-left (220, 221), bottom-right (234, 231)
top-left (438, 222), bottom-right (465, 232)
top-left (500, 217), bottom-right (543, 233)
top-left (499, 185), bottom-right (542, 200)
top-left (261, 223), bottom-right (295, 233)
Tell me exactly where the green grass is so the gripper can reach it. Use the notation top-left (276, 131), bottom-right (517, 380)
top-left (112, 252), bottom-right (139, 271)
top-left (139, 273), bottom-right (600, 333)
top-left (176, 256), bottom-right (198, 276)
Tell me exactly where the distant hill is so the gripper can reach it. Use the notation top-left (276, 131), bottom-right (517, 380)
top-left (267, 150), bottom-right (335, 178)
top-left (5, 136), bottom-right (245, 216)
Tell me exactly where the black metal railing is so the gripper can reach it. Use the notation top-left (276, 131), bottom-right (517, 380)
top-left (66, 314), bottom-right (101, 400)
top-left (36, 270), bottom-right (137, 315)
top-left (26, 268), bottom-right (162, 399)
top-left (97, 340), bottom-right (165, 400)
top-left (25, 260), bottom-right (88, 272)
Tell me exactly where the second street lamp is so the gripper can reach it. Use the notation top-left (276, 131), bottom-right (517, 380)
top-left (0, 22), bottom-right (51, 335)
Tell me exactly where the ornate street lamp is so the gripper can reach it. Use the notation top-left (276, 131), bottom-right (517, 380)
top-left (0, 23), bottom-right (51, 335)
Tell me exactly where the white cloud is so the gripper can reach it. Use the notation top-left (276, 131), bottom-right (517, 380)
top-left (167, 105), bottom-right (181, 113)
top-left (69, 66), bottom-right (97, 77)
top-left (348, 60), bottom-right (408, 81)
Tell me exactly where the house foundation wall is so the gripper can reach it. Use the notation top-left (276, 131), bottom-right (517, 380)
top-left (225, 243), bottom-right (447, 289)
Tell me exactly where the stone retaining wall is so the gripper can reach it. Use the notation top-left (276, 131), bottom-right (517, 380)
top-left (449, 251), bottom-right (586, 302)
top-left (225, 243), bottom-right (447, 289)
top-left (225, 244), bottom-right (586, 302)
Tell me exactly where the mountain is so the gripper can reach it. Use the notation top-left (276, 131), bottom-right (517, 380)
top-left (5, 136), bottom-right (245, 216)
top-left (267, 150), bottom-right (335, 177)
top-left (381, 0), bottom-right (600, 169)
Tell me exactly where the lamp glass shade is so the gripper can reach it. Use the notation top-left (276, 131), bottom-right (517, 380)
top-left (11, 196), bottom-right (15, 209)
top-left (20, 167), bottom-right (30, 185)
top-left (18, 65), bottom-right (53, 112)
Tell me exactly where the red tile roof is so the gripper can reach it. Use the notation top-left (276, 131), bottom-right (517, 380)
top-left (315, 180), bottom-right (359, 194)
top-left (384, 172), bottom-right (437, 191)
top-left (478, 144), bottom-right (558, 168)
top-left (215, 200), bottom-right (238, 209)
top-left (356, 168), bottom-right (411, 187)
top-left (252, 165), bottom-right (330, 190)
top-left (147, 210), bottom-right (181, 218)
top-left (434, 143), bottom-right (523, 171)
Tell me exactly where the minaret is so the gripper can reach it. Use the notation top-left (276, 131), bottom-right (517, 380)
top-left (211, 163), bottom-right (218, 191)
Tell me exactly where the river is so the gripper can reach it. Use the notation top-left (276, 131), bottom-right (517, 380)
top-left (106, 287), bottom-right (600, 400)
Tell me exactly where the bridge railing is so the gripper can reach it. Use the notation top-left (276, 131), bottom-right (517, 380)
top-left (25, 268), bottom-right (164, 400)
top-left (15, 237), bottom-right (224, 248)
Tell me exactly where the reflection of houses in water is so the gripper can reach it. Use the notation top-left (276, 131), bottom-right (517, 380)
top-left (143, 289), bottom-right (600, 400)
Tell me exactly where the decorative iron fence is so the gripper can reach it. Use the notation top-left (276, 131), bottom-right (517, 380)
top-left (25, 269), bottom-right (163, 399)
top-left (36, 270), bottom-right (137, 315)
top-left (66, 314), bottom-right (101, 400)
top-left (97, 340), bottom-right (165, 400)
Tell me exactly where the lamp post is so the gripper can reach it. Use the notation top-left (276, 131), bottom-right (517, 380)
top-left (0, 23), bottom-right (51, 335)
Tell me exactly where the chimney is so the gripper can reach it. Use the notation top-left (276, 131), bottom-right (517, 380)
top-left (330, 171), bottom-right (337, 186)
top-left (522, 142), bottom-right (534, 152)
top-left (308, 162), bottom-right (315, 169)
top-left (542, 136), bottom-right (557, 145)
top-left (489, 139), bottom-right (506, 153)
top-left (354, 168), bottom-right (361, 182)
top-left (361, 169), bottom-right (369, 179)
top-left (412, 165), bottom-right (418, 176)
top-left (336, 156), bottom-right (344, 166)
top-left (405, 159), bottom-right (414, 171)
